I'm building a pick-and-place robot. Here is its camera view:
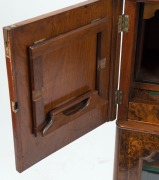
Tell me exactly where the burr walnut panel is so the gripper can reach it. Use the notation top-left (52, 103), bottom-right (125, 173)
top-left (115, 127), bottom-right (159, 180)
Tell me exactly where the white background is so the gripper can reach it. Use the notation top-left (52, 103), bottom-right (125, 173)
top-left (0, 1), bottom-right (116, 179)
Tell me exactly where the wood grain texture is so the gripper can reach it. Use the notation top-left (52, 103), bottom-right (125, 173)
top-left (131, 88), bottom-right (159, 103)
top-left (134, 82), bottom-right (159, 91)
top-left (118, 0), bottom-right (139, 121)
top-left (114, 126), bottom-right (159, 180)
top-left (29, 19), bottom-right (108, 135)
top-left (4, 0), bottom-right (113, 172)
top-left (128, 89), bottom-right (159, 125)
top-left (128, 101), bottom-right (159, 124)
top-left (29, 56), bottom-right (44, 135)
top-left (3, 28), bottom-right (23, 171)
top-left (118, 0), bottom-right (159, 121)
top-left (115, 1), bottom-right (159, 179)
top-left (109, 0), bottom-right (123, 120)
top-left (44, 91), bottom-right (107, 136)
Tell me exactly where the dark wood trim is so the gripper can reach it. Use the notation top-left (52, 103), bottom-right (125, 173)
top-left (3, 28), bottom-right (23, 171)
top-left (134, 82), bottom-right (159, 91)
top-left (29, 18), bottom-right (108, 58)
top-left (117, 120), bottom-right (159, 135)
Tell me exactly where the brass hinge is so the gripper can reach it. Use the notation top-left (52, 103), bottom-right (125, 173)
top-left (115, 90), bottom-right (123, 105)
top-left (118, 14), bottom-right (129, 33)
top-left (11, 101), bottom-right (19, 113)
top-left (3, 29), bottom-right (10, 58)
top-left (98, 58), bottom-right (106, 70)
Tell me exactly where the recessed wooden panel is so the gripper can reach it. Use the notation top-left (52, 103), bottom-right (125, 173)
top-left (29, 19), bottom-right (107, 135)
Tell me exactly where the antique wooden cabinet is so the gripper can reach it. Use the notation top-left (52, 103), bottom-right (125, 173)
top-left (3, 0), bottom-right (159, 179)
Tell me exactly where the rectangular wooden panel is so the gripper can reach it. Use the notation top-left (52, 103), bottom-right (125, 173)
top-left (128, 101), bottom-right (159, 125)
top-left (128, 89), bottom-right (159, 125)
top-left (29, 19), bottom-right (107, 135)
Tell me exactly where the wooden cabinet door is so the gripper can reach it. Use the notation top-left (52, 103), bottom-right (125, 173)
top-left (3, 0), bottom-right (115, 172)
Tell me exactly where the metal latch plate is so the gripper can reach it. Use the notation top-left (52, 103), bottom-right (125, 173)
top-left (98, 58), bottom-right (106, 70)
top-left (115, 90), bottom-right (123, 105)
top-left (3, 29), bottom-right (10, 57)
top-left (118, 15), bottom-right (129, 33)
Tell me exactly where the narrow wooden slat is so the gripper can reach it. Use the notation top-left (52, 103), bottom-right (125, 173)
top-left (29, 56), bottom-right (44, 135)
top-left (30, 18), bottom-right (108, 58)
top-left (118, 0), bottom-right (139, 121)
top-left (134, 82), bottom-right (159, 91)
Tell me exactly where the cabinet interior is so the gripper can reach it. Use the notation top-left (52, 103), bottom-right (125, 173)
top-left (135, 2), bottom-right (159, 84)
top-left (128, 2), bottom-right (159, 125)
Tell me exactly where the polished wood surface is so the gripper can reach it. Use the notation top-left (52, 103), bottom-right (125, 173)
top-left (114, 126), bottom-right (159, 180)
top-left (43, 91), bottom-right (107, 136)
top-left (115, 0), bottom-right (159, 179)
top-left (29, 19), bottom-right (107, 135)
top-left (109, 0), bottom-right (123, 120)
top-left (128, 89), bottom-right (159, 125)
top-left (118, 0), bottom-right (139, 121)
top-left (129, 100), bottom-right (159, 124)
top-left (5, 0), bottom-right (159, 176)
top-left (4, 0), bottom-right (114, 172)
top-left (134, 82), bottom-right (159, 91)
top-left (118, 0), bottom-right (159, 124)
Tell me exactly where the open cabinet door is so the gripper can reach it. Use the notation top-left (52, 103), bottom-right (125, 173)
top-left (3, 0), bottom-right (116, 172)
